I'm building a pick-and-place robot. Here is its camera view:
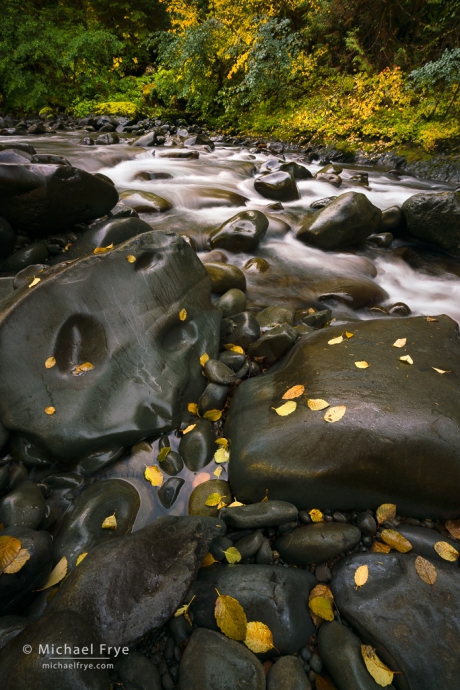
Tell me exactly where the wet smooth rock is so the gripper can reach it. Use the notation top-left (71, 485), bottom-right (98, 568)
top-left (255, 171), bottom-right (300, 202)
top-left (226, 316), bottom-right (460, 518)
top-left (161, 450), bottom-right (184, 476)
top-left (256, 306), bottom-right (295, 328)
top-left (188, 480), bottom-right (231, 517)
top-left (0, 217), bottom-right (15, 259)
top-left (221, 311), bottom-right (260, 349)
top-left (356, 512), bottom-right (377, 536)
top-left (315, 172), bottom-right (342, 187)
top-left (50, 516), bottom-right (224, 646)
top-left (333, 552), bottom-right (460, 690)
top-left (318, 621), bottom-right (395, 690)
top-left (379, 205), bottom-right (404, 233)
top-left (274, 523), bottom-right (361, 565)
top-left (0, 615), bottom-right (27, 651)
top-left (178, 628), bottom-right (264, 690)
top-left (117, 651), bottom-right (161, 690)
top-left (396, 524), bottom-right (460, 564)
top-left (0, 164), bottom-right (118, 237)
top-left (1, 242), bottom-right (49, 272)
top-left (248, 324), bottom-right (298, 365)
top-left (233, 530), bottom-right (264, 558)
top-left (204, 358), bottom-right (237, 385)
top-left (0, 231), bottom-right (220, 462)
top-left (219, 500), bottom-right (298, 529)
top-left (209, 210), bottom-right (268, 252)
top-left (120, 190), bottom-right (172, 213)
top-left (267, 655), bottom-right (311, 690)
top-left (204, 261), bottom-right (247, 293)
top-left (218, 350), bottom-right (246, 371)
top-left (198, 382), bottom-right (229, 415)
top-left (296, 192), bottom-right (382, 249)
top-left (216, 288), bottom-right (247, 317)
top-left (191, 564), bottom-right (316, 654)
top-left (158, 477), bottom-right (185, 508)
top-left (402, 191), bottom-right (460, 255)
top-left (179, 419), bottom-right (216, 472)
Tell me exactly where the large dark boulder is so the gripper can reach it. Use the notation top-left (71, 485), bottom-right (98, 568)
top-left (0, 164), bottom-right (119, 237)
top-left (209, 211), bottom-right (268, 253)
top-left (255, 171), bottom-right (300, 202)
top-left (49, 516), bottom-right (225, 647)
top-left (226, 316), bottom-right (460, 518)
top-left (0, 231), bottom-right (220, 462)
top-left (332, 553), bottom-right (460, 690)
top-left (296, 192), bottom-right (381, 249)
top-left (402, 191), bottom-right (460, 255)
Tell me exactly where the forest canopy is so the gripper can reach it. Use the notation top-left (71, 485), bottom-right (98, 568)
top-left (1, 0), bottom-right (460, 148)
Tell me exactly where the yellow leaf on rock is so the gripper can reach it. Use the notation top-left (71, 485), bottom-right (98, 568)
top-left (214, 591), bottom-right (247, 641)
top-left (203, 409), bottom-right (223, 421)
top-left (371, 541), bottom-right (391, 553)
top-left (399, 355), bottom-right (413, 365)
top-left (309, 584), bottom-right (334, 601)
top-left (44, 406), bottom-right (55, 415)
top-left (45, 357), bottom-right (56, 369)
top-left (200, 353), bottom-right (210, 367)
top-left (328, 335), bottom-right (344, 345)
top-left (215, 437), bottom-right (229, 447)
top-left (345, 332), bottom-right (354, 339)
top-left (244, 621), bottom-right (275, 653)
top-left (201, 552), bottom-right (218, 567)
top-left (183, 424), bottom-right (196, 434)
top-left (28, 277), bottom-right (41, 288)
top-left (324, 405), bottom-right (346, 423)
top-left (376, 503), bottom-right (397, 525)
top-left (187, 402), bottom-right (198, 415)
top-left (309, 596), bottom-right (334, 621)
top-left (223, 547), bottom-right (241, 564)
top-left (76, 553), bottom-right (88, 566)
top-left (426, 316), bottom-right (438, 322)
top-left (214, 466), bottom-right (223, 478)
top-left (355, 361), bottom-right (369, 369)
top-left (214, 447), bottom-right (229, 464)
top-left (144, 465), bottom-right (163, 487)
top-left (126, 255), bottom-right (136, 263)
top-left (223, 344), bottom-right (244, 354)
top-left (205, 492), bottom-right (226, 507)
top-left (361, 645), bottom-right (394, 687)
top-left (309, 509), bottom-right (324, 522)
top-left (381, 529), bottom-right (412, 553)
top-left (282, 384), bottom-right (305, 399)
top-left (433, 541), bottom-right (459, 562)
top-left (102, 513), bottom-right (117, 529)
top-left (354, 564), bottom-right (369, 589)
top-left (175, 595), bottom-right (195, 623)
top-left (35, 556), bottom-right (68, 591)
top-left (273, 401), bottom-right (297, 416)
top-left (432, 367), bottom-right (451, 374)
top-left (93, 243), bottom-right (114, 254)
top-left (0, 536), bottom-right (22, 574)
top-left (4, 548), bottom-right (31, 574)
top-left (445, 519), bottom-right (460, 539)
top-left (308, 398), bottom-right (330, 411)
top-left (72, 362), bottom-right (95, 375)
top-left (415, 556), bottom-right (437, 585)
top-left (392, 338), bottom-right (406, 348)
top-left (228, 500), bottom-right (244, 507)
top-left (157, 447), bottom-right (170, 463)
top-left (179, 308), bottom-right (187, 321)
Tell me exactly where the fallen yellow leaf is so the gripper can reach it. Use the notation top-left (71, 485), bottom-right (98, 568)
top-left (200, 353), bottom-right (210, 367)
top-left (93, 243), bottom-right (114, 254)
top-left (324, 405), bottom-right (346, 423)
top-left (188, 402), bottom-right (198, 415)
top-left (183, 424), bottom-right (196, 434)
top-left (101, 513), bottom-right (117, 529)
top-left (203, 409), bottom-right (223, 421)
top-left (35, 556), bottom-right (68, 591)
top-left (44, 406), bottom-right (55, 415)
top-left (415, 556), bottom-right (437, 586)
top-left (205, 492), bottom-right (226, 507)
top-left (361, 645), bottom-right (394, 687)
top-left (214, 447), bottom-right (230, 464)
top-left (126, 255), bottom-right (136, 263)
top-left (309, 508), bottom-right (324, 522)
top-left (399, 355), bottom-right (413, 365)
top-left (307, 398), bottom-right (330, 411)
top-left (0, 536), bottom-right (23, 574)
top-left (393, 338), bottom-right (406, 348)
top-left (28, 277), bottom-right (41, 288)
top-left (3, 548), bottom-right (30, 574)
top-left (157, 447), bottom-right (171, 462)
top-left (223, 546), bottom-right (241, 564)
top-left (355, 361), bottom-right (369, 369)
top-left (345, 332), bottom-right (354, 339)
top-left (227, 500), bottom-right (245, 507)
top-left (214, 466), bottom-right (223, 478)
top-left (432, 367), bottom-right (451, 374)
top-left (72, 362), bottom-right (95, 375)
top-left (214, 591), bottom-right (247, 641)
top-left (244, 621), bottom-right (275, 653)
top-left (175, 595), bottom-right (195, 626)
top-left (354, 564), bottom-right (369, 589)
top-left (433, 541), bottom-right (459, 562)
top-left (309, 596), bottom-right (334, 621)
top-left (308, 584), bottom-right (334, 626)
top-left (381, 529), bottom-right (412, 553)
top-left (376, 503), bottom-right (397, 525)
top-left (201, 552), bottom-right (218, 567)
top-left (144, 465), bottom-right (163, 486)
top-left (45, 357), bottom-right (56, 369)
top-left (282, 384), bottom-right (305, 399)
top-left (445, 519), bottom-right (460, 540)
top-left (179, 308), bottom-right (187, 321)
top-left (426, 316), bottom-right (438, 322)
top-left (215, 438), bottom-right (229, 447)
top-left (273, 401), bottom-right (297, 416)
top-left (76, 553), bottom-right (88, 566)
top-left (223, 344), bottom-right (245, 354)
top-left (328, 335), bottom-right (344, 345)
top-left (371, 541), bottom-right (391, 553)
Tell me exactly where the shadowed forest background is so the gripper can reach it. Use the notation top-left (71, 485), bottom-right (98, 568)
top-left (1, 0), bottom-right (460, 150)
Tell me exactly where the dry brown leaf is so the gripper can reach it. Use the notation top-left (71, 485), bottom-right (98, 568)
top-left (376, 503), bottom-right (397, 525)
top-left (214, 591), bottom-right (247, 641)
top-left (361, 645), bottom-right (394, 687)
top-left (45, 357), bottom-right (56, 369)
top-left (445, 519), bottom-right (460, 540)
top-left (355, 361), bottom-right (369, 369)
top-left (381, 529), bottom-right (412, 553)
top-left (324, 405), bottom-right (346, 423)
top-left (214, 447), bottom-right (229, 464)
top-left (200, 353), bottom-right (210, 367)
top-left (44, 406), bottom-right (55, 415)
top-left (223, 343), bottom-right (245, 354)
top-left (309, 584), bottom-right (334, 601)
top-left (309, 596), bottom-right (334, 621)
top-left (187, 402), bottom-right (198, 415)
top-left (309, 509), bottom-right (324, 523)
top-left (28, 277), bottom-right (41, 288)
top-left (273, 401), bottom-right (297, 416)
top-left (179, 308), bottom-right (187, 321)
top-left (307, 398), bottom-right (330, 411)
top-left (432, 367), bottom-right (451, 374)
top-left (35, 556), bottom-right (68, 591)
top-left (223, 546), bottom-right (241, 564)
top-left (354, 564), bottom-right (369, 589)
top-left (426, 316), bottom-right (438, 322)
top-left (76, 553), bottom-right (88, 566)
top-left (203, 409), bottom-right (223, 421)
top-left (215, 438), bottom-right (229, 447)
top-left (282, 384), bottom-right (305, 399)
top-left (433, 541), bottom-right (460, 562)
top-left (244, 621), bottom-right (275, 653)
top-left (328, 335), bottom-right (344, 345)
top-left (183, 424), bottom-right (196, 434)
top-left (392, 338), bottom-right (406, 348)
top-left (126, 255), bottom-right (136, 263)
top-left (201, 552), bottom-right (218, 567)
top-left (101, 513), bottom-right (117, 529)
top-left (93, 243), bottom-right (114, 254)
top-left (0, 536), bottom-right (23, 574)
top-left (371, 541), bottom-right (391, 554)
top-left (399, 355), bottom-right (413, 365)
top-left (144, 465), bottom-right (163, 486)
top-left (415, 556), bottom-right (437, 585)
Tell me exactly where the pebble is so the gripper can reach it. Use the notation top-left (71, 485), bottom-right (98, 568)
top-left (220, 500), bottom-right (298, 529)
